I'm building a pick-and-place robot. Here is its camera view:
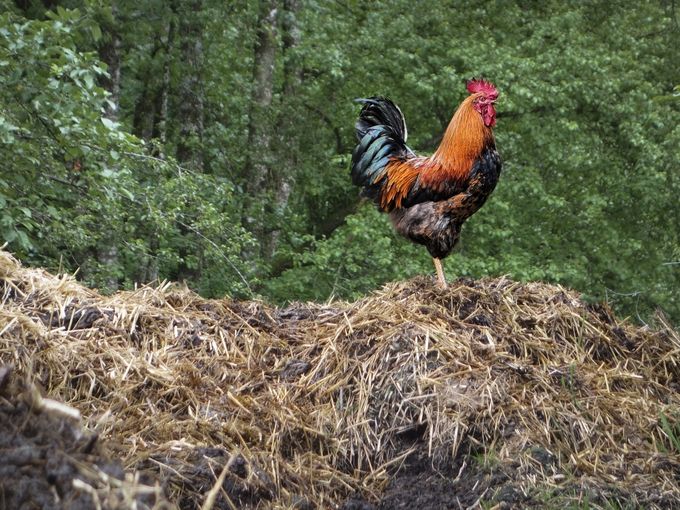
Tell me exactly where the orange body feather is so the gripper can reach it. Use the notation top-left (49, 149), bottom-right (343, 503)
top-left (379, 93), bottom-right (494, 211)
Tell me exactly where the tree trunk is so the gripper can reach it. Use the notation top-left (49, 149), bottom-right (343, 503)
top-left (264, 0), bottom-right (300, 261)
top-left (171, 0), bottom-right (206, 283)
top-left (175, 0), bottom-right (205, 173)
top-left (243, 0), bottom-right (280, 261)
top-left (132, 77), bottom-right (156, 141)
top-left (141, 12), bottom-right (175, 285)
top-left (129, 34), bottom-right (165, 143)
top-left (99, 21), bottom-right (121, 121)
top-left (96, 0), bottom-right (123, 291)
top-left (157, 14), bottom-right (175, 160)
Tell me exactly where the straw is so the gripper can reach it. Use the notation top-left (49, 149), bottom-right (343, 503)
top-left (1, 250), bottom-right (679, 508)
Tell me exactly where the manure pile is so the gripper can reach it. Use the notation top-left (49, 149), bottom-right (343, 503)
top-left (1, 250), bottom-right (680, 509)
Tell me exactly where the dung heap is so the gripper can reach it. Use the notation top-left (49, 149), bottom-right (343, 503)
top-left (1, 250), bottom-right (679, 509)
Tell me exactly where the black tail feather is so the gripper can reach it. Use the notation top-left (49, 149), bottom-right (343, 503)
top-left (354, 97), bottom-right (408, 142)
top-left (350, 97), bottom-right (412, 203)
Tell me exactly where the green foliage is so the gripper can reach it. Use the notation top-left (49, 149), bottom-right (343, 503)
top-left (0, 7), bottom-right (123, 253)
top-left (263, 204), bottom-right (428, 301)
top-left (1, 1), bottom-right (678, 325)
top-left (135, 168), bottom-right (257, 297)
top-left (264, 1), bottom-right (680, 325)
top-left (0, 6), bottom-right (253, 296)
top-left (659, 411), bottom-right (680, 454)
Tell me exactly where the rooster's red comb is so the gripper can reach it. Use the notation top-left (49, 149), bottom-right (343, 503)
top-left (466, 78), bottom-right (498, 100)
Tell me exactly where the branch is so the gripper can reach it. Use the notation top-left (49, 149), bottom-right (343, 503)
top-left (303, 104), bottom-right (345, 153)
top-left (42, 174), bottom-right (87, 192)
top-left (121, 150), bottom-right (187, 175)
top-left (174, 217), bottom-right (253, 296)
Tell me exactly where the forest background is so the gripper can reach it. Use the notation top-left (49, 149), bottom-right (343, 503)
top-left (1, 0), bottom-right (679, 325)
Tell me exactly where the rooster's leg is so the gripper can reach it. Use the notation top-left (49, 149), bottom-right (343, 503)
top-left (432, 257), bottom-right (447, 289)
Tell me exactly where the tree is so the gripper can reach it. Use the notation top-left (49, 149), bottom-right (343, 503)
top-left (2, 0), bottom-right (678, 324)
top-left (242, 0), bottom-right (279, 262)
top-left (174, 0), bottom-right (205, 172)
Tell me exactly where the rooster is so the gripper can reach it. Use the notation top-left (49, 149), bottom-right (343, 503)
top-left (350, 79), bottom-right (502, 288)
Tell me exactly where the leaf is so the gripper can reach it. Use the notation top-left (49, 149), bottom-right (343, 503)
top-left (90, 24), bottom-right (102, 42)
top-left (101, 117), bottom-right (116, 130)
top-left (83, 72), bottom-right (94, 89)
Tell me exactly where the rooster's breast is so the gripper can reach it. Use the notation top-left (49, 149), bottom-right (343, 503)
top-left (388, 146), bottom-right (501, 260)
top-left (389, 202), bottom-right (462, 260)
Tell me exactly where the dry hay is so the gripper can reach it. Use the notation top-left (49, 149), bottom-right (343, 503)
top-left (1, 249), bottom-right (680, 509)
top-left (0, 365), bottom-right (170, 509)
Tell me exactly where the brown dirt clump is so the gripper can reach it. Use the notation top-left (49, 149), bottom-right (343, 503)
top-left (0, 365), bottom-right (169, 509)
top-left (1, 250), bottom-right (680, 509)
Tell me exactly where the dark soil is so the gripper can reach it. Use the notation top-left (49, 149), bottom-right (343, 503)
top-left (341, 435), bottom-right (670, 510)
top-left (0, 366), bottom-right (165, 510)
top-left (0, 363), bottom-right (530, 510)
top-left (339, 443), bottom-right (531, 510)
top-left (2, 369), bottom-right (670, 510)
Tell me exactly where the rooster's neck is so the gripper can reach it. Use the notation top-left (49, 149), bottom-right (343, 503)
top-left (430, 95), bottom-right (494, 181)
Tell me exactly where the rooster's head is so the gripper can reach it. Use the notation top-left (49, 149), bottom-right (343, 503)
top-left (467, 78), bottom-right (498, 128)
